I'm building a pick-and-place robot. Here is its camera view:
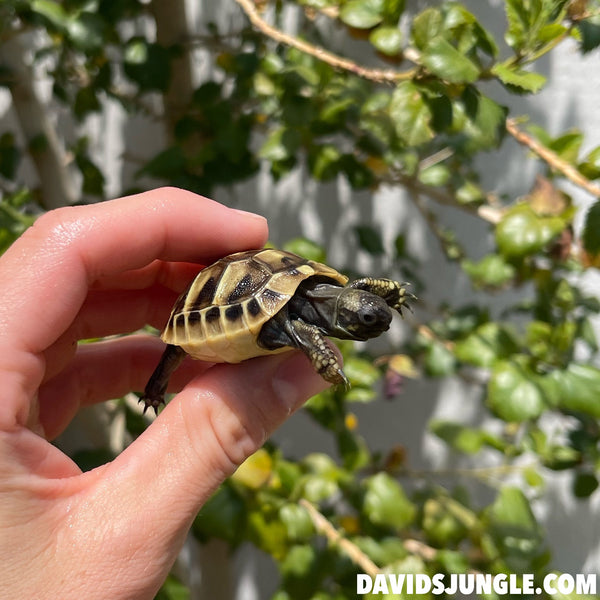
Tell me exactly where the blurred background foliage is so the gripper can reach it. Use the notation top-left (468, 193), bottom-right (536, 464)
top-left (1, 0), bottom-right (600, 598)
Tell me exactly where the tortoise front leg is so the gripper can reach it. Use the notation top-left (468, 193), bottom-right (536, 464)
top-left (285, 319), bottom-right (349, 388)
top-left (140, 344), bottom-right (186, 415)
top-left (349, 277), bottom-right (415, 316)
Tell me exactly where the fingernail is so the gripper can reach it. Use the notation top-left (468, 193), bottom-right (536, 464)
top-left (271, 351), bottom-right (330, 415)
top-left (231, 207), bottom-right (267, 223)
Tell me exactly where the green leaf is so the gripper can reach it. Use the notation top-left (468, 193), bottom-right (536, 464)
top-left (156, 575), bottom-right (190, 600)
top-left (355, 224), bottom-right (385, 255)
top-left (411, 8), bottom-right (443, 51)
top-left (543, 444), bottom-right (581, 471)
top-left (363, 473), bottom-right (416, 531)
top-left (524, 466), bottom-right (545, 488)
top-left (456, 180), bottom-right (485, 205)
top-left (443, 4), bottom-right (498, 57)
top-left (462, 254), bottom-right (516, 288)
top-left (546, 363), bottom-right (600, 418)
top-left (66, 12), bottom-right (107, 52)
top-left (485, 486), bottom-right (544, 571)
top-left (337, 427), bottom-right (370, 470)
top-left (340, 155), bottom-right (375, 189)
top-left (437, 549), bottom-right (470, 574)
top-left (454, 322), bottom-right (519, 368)
top-left (340, 0), bottom-right (383, 29)
top-left (573, 472), bottom-right (599, 499)
top-left (298, 454), bottom-right (342, 503)
top-left (578, 146), bottom-right (600, 180)
top-left (194, 484), bottom-right (246, 544)
top-left (353, 536), bottom-right (408, 566)
top-left (283, 238), bottom-right (326, 262)
top-left (526, 319), bottom-right (575, 363)
top-left (0, 190), bottom-right (35, 254)
top-left (578, 15), bottom-right (600, 53)
top-left (319, 96), bottom-right (355, 125)
top-left (74, 86), bottom-right (101, 120)
top-left (430, 421), bottom-right (486, 454)
top-left (75, 153), bottom-right (105, 196)
top-left (389, 82), bottom-right (434, 146)
top-left (72, 447), bottom-right (116, 471)
top-left (424, 341), bottom-right (456, 377)
top-left (421, 37), bottom-right (480, 84)
top-left (246, 509), bottom-right (289, 556)
top-left (259, 127), bottom-right (301, 162)
top-left (460, 87), bottom-right (507, 150)
top-left (548, 129), bottom-right (583, 164)
top-left (423, 497), bottom-right (469, 545)
top-left (488, 360), bottom-right (548, 422)
top-left (495, 204), bottom-right (564, 258)
top-left (139, 146), bottom-right (185, 179)
top-left (232, 448), bottom-right (273, 489)
top-left (370, 26), bottom-right (403, 55)
top-left (492, 62), bottom-right (547, 93)
top-left (123, 39), bottom-right (171, 92)
top-left (308, 144), bottom-right (341, 181)
top-left (345, 387), bottom-right (376, 403)
top-left (279, 504), bottom-right (314, 541)
top-left (31, 0), bottom-right (68, 29)
top-left (582, 199), bottom-right (600, 257)
top-left (418, 163), bottom-right (450, 186)
top-left (0, 133), bottom-right (20, 179)
top-left (504, 0), bottom-right (530, 50)
top-left (343, 356), bottom-right (381, 388)
top-left (280, 545), bottom-right (324, 598)
top-left (382, 0), bottom-right (405, 21)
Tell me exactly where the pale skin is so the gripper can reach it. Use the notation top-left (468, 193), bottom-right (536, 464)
top-left (0, 188), bottom-right (329, 599)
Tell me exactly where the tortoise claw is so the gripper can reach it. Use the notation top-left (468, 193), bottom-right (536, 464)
top-left (139, 395), bottom-right (164, 416)
top-left (338, 368), bottom-right (350, 391)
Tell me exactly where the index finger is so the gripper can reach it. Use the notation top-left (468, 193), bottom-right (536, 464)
top-left (0, 187), bottom-right (268, 354)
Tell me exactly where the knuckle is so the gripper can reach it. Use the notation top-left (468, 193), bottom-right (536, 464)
top-left (29, 206), bottom-right (90, 250)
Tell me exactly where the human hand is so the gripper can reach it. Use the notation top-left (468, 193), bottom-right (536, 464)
top-left (0, 188), bottom-right (329, 599)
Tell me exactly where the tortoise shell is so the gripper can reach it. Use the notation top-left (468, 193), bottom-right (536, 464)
top-left (161, 248), bottom-right (348, 363)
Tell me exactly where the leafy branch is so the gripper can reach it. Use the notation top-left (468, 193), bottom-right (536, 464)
top-left (299, 499), bottom-right (381, 577)
top-left (234, 0), bottom-right (417, 82)
top-left (300, 499), bottom-right (442, 572)
top-left (506, 117), bottom-right (600, 198)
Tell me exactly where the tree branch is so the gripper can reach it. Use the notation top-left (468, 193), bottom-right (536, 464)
top-left (150, 0), bottom-right (195, 142)
top-left (299, 499), bottom-right (443, 573)
top-left (506, 118), bottom-right (600, 198)
top-left (392, 173), bottom-right (504, 224)
top-left (0, 34), bottom-right (77, 209)
top-left (299, 499), bottom-right (381, 577)
top-left (234, 0), bottom-right (417, 83)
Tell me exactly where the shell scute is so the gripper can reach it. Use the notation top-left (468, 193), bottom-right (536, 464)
top-left (161, 248), bottom-right (347, 363)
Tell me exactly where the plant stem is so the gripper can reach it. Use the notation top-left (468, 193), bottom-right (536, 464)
top-left (234, 0), bottom-right (417, 83)
top-left (506, 118), bottom-right (600, 198)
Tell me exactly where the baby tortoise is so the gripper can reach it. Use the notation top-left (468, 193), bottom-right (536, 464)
top-left (141, 248), bottom-right (414, 414)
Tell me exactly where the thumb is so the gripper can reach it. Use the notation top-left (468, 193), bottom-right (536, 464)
top-left (79, 350), bottom-right (329, 594)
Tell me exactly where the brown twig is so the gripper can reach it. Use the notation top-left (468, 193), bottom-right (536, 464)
top-left (403, 539), bottom-right (438, 562)
top-left (299, 499), bottom-right (443, 573)
top-left (299, 499), bottom-right (381, 577)
top-left (234, 0), bottom-right (417, 83)
top-left (393, 173), bottom-right (504, 224)
top-left (506, 118), bottom-right (600, 198)
top-left (0, 35), bottom-right (77, 209)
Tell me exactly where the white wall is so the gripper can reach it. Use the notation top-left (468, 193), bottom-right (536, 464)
top-left (1, 1), bottom-right (598, 595)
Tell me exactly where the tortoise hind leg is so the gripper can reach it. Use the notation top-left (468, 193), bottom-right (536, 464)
top-left (349, 277), bottom-right (416, 316)
top-left (140, 344), bottom-right (186, 415)
top-left (285, 319), bottom-right (349, 388)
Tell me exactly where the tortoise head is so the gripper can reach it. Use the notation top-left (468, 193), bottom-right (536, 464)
top-left (332, 287), bottom-right (393, 341)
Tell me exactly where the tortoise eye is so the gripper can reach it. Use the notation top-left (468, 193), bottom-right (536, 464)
top-left (358, 310), bottom-right (377, 325)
